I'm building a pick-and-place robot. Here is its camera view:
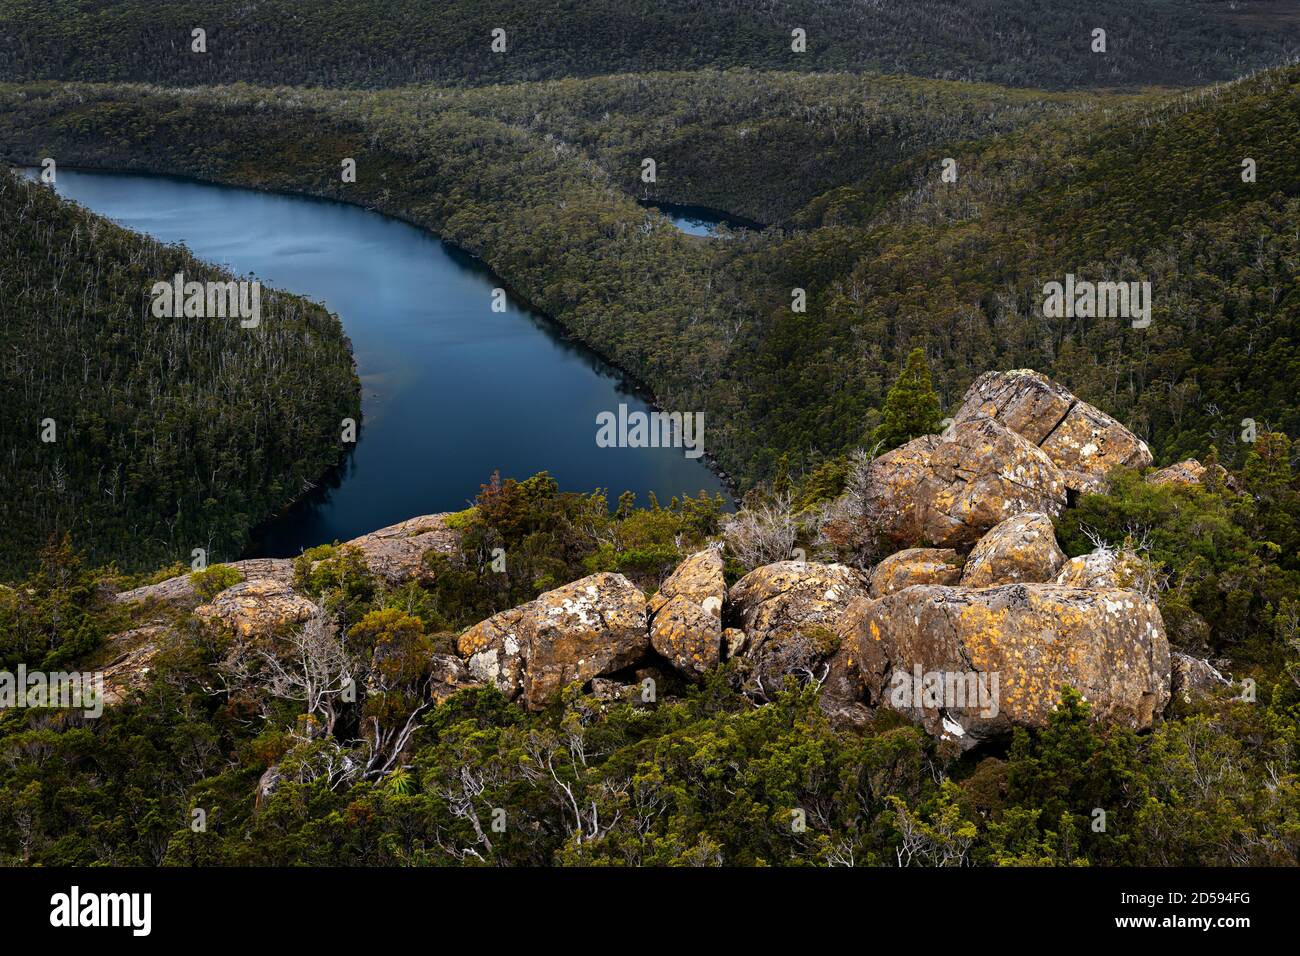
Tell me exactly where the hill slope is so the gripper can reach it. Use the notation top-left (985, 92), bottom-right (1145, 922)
top-left (0, 169), bottom-right (360, 576)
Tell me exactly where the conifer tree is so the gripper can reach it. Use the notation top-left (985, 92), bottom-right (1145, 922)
top-left (871, 348), bottom-right (944, 450)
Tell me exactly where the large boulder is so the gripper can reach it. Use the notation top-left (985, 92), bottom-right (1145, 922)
top-left (865, 417), bottom-right (1067, 548)
top-left (727, 561), bottom-right (870, 699)
top-left (870, 548), bottom-right (962, 597)
top-left (648, 549), bottom-right (725, 679)
top-left (457, 572), bottom-right (648, 711)
top-left (952, 370), bottom-right (1152, 494)
top-left (960, 513), bottom-right (1066, 588)
top-left (851, 584), bottom-right (1170, 748)
top-left (194, 579), bottom-right (319, 639)
top-left (728, 561), bottom-right (870, 649)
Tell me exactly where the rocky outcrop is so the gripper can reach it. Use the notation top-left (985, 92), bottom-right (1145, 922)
top-left (98, 625), bottom-right (168, 707)
top-left (113, 557), bottom-right (293, 607)
top-left (869, 548), bottom-right (962, 597)
top-left (194, 579), bottom-right (319, 639)
top-left (648, 549), bottom-right (725, 679)
top-left (865, 417), bottom-right (1067, 548)
top-left (1145, 458), bottom-right (1232, 490)
top-left (1170, 651), bottom-right (1231, 704)
top-left (851, 584), bottom-right (1170, 748)
top-left (340, 513), bottom-right (459, 584)
top-left (952, 370), bottom-right (1152, 494)
top-left (959, 512), bottom-right (1066, 588)
top-left (457, 572), bottom-right (648, 710)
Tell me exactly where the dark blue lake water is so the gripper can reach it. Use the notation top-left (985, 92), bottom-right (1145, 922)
top-left (32, 169), bottom-right (730, 557)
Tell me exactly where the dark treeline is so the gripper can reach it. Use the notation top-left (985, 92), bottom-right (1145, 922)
top-left (0, 169), bottom-right (360, 577)
top-left (0, 0), bottom-right (1296, 91)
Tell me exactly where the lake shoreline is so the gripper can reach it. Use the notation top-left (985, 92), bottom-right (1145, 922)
top-left (21, 164), bottom-right (739, 559)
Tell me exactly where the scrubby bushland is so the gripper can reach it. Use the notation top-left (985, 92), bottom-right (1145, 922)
top-left (1, 451), bottom-right (1297, 866)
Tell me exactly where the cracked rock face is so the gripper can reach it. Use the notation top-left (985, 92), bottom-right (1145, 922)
top-left (960, 512), bottom-right (1066, 588)
top-left (457, 572), bottom-right (648, 711)
top-left (648, 549), bottom-right (725, 679)
top-left (865, 417), bottom-right (1067, 548)
top-left (194, 579), bottom-right (319, 639)
top-left (850, 584), bottom-right (1170, 748)
top-left (952, 369), bottom-right (1152, 494)
top-left (870, 548), bottom-right (963, 597)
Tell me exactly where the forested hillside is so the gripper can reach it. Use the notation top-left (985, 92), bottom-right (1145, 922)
top-left (0, 169), bottom-right (360, 576)
top-left (2, 65), bottom-right (1295, 493)
top-left (0, 0), bottom-right (1296, 90)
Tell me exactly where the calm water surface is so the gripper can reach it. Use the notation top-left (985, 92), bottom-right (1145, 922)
top-left (32, 169), bottom-right (730, 556)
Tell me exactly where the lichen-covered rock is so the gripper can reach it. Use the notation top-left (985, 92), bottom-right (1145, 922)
top-left (1170, 651), bottom-right (1231, 705)
top-left (870, 548), bottom-right (962, 597)
top-left (1053, 548), bottom-right (1145, 589)
top-left (727, 561), bottom-right (870, 650)
top-left (952, 369), bottom-right (1152, 494)
top-left (457, 609), bottom-right (526, 700)
top-left (951, 368), bottom-right (1076, 444)
top-left (648, 549), bottom-right (725, 679)
top-left (865, 417), bottom-right (1067, 548)
top-left (342, 513), bottom-right (459, 584)
top-left (194, 579), bottom-right (318, 639)
top-left (960, 513), bottom-right (1066, 588)
top-left (427, 654), bottom-right (480, 704)
top-left (725, 561), bottom-right (868, 699)
top-left (1145, 459), bottom-right (1227, 488)
top-left (1040, 402), bottom-right (1153, 493)
top-left (457, 572), bottom-right (648, 711)
top-left (851, 584), bottom-right (1170, 748)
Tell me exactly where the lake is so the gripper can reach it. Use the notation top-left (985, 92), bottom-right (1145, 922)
top-left (642, 200), bottom-right (763, 237)
top-left (31, 169), bottom-right (730, 557)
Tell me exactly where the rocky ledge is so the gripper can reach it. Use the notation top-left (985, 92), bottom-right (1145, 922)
top-left (103, 369), bottom-right (1233, 751)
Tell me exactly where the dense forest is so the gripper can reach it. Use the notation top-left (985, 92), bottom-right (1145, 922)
top-left (0, 0), bottom-right (1296, 91)
top-left (0, 168), bottom-right (360, 576)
